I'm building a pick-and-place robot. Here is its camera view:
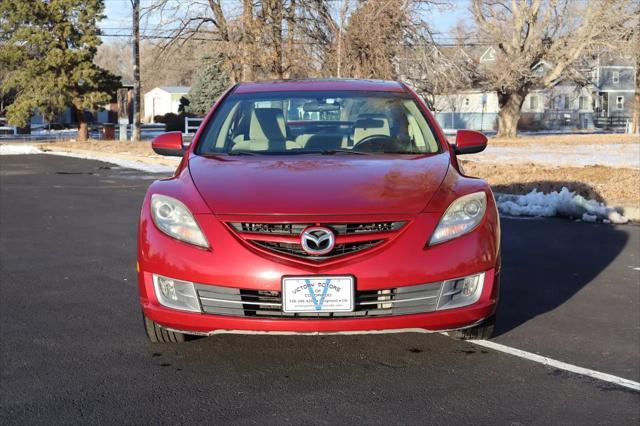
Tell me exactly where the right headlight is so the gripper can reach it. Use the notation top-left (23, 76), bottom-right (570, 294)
top-left (429, 191), bottom-right (487, 245)
top-left (150, 194), bottom-right (209, 248)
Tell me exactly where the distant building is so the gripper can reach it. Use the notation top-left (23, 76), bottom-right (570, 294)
top-left (432, 90), bottom-right (499, 131)
top-left (144, 86), bottom-right (190, 123)
top-left (408, 47), bottom-right (636, 132)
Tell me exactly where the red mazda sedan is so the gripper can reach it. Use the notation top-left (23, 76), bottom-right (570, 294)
top-left (138, 79), bottom-right (500, 343)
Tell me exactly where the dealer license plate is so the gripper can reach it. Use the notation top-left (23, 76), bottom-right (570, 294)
top-left (282, 276), bottom-right (354, 313)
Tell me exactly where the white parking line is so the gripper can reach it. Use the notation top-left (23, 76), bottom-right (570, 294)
top-left (470, 339), bottom-right (640, 392)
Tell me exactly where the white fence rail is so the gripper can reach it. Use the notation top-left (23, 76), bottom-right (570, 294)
top-left (184, 117), bottom-right (204, 135)
top-left (0, 126), bottom-right (18, 136)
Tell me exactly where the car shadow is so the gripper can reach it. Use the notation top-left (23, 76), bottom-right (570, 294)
top-left (492, 182), bottom-right (630, 337)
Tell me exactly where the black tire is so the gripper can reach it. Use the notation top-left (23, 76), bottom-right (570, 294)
top-left (143, 314), bottom-right (187, 343)
top-left (450, 315), bottom-right (495, 340)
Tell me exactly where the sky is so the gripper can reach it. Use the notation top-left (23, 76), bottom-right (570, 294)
top-left (99, 0), bottom-right (472, 43)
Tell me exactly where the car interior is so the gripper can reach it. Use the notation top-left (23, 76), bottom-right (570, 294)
top-left (201, 95), bottom-right (440, 154)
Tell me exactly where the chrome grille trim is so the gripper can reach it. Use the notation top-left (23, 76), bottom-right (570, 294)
top-left (251, 239), bottom-right (383, 261)
top-left (357, 294), bottom-right (438, 306)
top-left (194, 281), bottom-right (443, 318)
top-left (198, 297), bottom-right (281, 307)
top-left (229, 221), bottom-right (406, 236)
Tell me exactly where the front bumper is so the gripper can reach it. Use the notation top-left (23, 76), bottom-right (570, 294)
top-left (138, 205), bottom-right (501, 334)
top-left (139, 268), bottom-right (499, 334)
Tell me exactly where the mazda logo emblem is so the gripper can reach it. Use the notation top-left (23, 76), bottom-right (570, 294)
top-left (300, 226), bottom-right (335, 255)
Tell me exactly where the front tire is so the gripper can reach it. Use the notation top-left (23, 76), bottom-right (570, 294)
top-left (143, 314), bottom-right (187, 343)
top-left (450, 315), bottom-right (495, 340)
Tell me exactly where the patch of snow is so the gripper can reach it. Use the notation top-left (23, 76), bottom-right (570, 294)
top-left (496, 187), bottom-right (629, 224)
top-left (1, 144), bottom-right (176, 174)
top-left (0, 144), bottom-right (42, 155)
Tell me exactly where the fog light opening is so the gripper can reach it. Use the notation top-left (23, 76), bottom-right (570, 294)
top-left (437, 273), bottom-right (485, 310)
top-left (152, 274), bottom-right (201, 312)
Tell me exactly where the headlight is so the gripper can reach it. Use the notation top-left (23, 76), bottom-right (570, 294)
top-left (429, 191), bottom-right (487, 245)
top-left (150, 194), bottom-right (209, 248)
top-left (153, 274), bottom-right (201, 312)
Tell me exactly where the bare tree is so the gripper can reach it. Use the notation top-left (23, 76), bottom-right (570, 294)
top-left (144, 0), bottom-right (334, 82)
top-left (338, 0), bottom-right (413, 79)
top-left (470, 0), bottom-right (637, 138)
top-left (95, 41), bottom-right (133, 81)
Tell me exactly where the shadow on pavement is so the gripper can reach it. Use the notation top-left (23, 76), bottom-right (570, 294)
top-left (493, 216), bottom-right (630, 337)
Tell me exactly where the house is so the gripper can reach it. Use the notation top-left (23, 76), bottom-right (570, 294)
top-left (432, 90), bottom-right (499, 131)
top-left (591, 55), bottom-right (636, 128)
top-left (144, 86), bottom-right (190, 123)
top-left (423, 47), bottom-right (636, 132)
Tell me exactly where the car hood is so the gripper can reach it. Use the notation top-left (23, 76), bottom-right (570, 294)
top-left (188, 153), bottom-right (450, 215)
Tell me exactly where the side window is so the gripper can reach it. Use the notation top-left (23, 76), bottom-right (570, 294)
top-left (579, 96), bottom-right (588, 110)
top-left (529, 95), bottom-right (538, 110)
top-left (612, 71), bottom-right (620, 84)
top-left (616, 96), bottom-right (624, 110)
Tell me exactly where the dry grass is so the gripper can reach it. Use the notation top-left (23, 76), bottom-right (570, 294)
top-left (487, 133), bottom-right (640, 146)
top-left (47, 140), bottom-right (157, 157)
top-left (42, 138), bottom-right (640, 206)
top-left (462, 161), bottom-right (640, 206)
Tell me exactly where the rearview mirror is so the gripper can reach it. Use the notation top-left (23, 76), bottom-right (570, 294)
top-left (152, 132), bottom-right (184, 157)
top-left (453, 130), bottom-right (487, 155)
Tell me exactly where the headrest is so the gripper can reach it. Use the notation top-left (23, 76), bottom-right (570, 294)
top-left (249, 108), bottom-right (286, 140)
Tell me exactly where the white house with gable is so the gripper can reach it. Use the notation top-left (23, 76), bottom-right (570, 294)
top-left (144, 86), bottom-right (190, 123)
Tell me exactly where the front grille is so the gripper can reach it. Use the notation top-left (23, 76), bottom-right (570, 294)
top-left (229, 221), bottom-right (405, 236)
top-left (195, 282), bottom-right (443, 318)
top-left (252, 240), bottom-right (384, 261)
top-left (227, 221), bottom-right (406, 262)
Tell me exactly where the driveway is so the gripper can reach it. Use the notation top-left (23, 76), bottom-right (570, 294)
top-left (1, 155), bottom-right (638, 424)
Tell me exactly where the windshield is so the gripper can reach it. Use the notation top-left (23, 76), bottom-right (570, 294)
top-left (196, 91), bottom-right (440, 155)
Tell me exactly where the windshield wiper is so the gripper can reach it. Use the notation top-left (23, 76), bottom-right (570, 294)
top-left (317, 149), bottom-right (368, 155)
top-left (227, 150), bottom-right (261, 156)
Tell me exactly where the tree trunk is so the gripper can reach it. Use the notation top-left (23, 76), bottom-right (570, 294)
top-left (284, 0), bottom-right (296, 79)
top-left (131, 0), bottom-right (141, 142)
top-left (268, 0), bottom-right (284, 79)
top-left (241, 0), bottom-right (254, 82)
top-left (73, 105), bottom-right (88, 142)
top-left (496, 91), bottom-right (526, 138)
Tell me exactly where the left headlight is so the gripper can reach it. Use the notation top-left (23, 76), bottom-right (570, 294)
top-left (150, 194), bottom-right (209, 248)
top-left (429, 191), bottom-right (487, 245)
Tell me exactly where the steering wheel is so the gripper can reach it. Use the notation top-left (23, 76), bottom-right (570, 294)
top-left (352, 135), bottom-right (402, 153)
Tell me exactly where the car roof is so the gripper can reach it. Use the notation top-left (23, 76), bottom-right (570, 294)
top-left (233, 79), bottom-right (407, 94)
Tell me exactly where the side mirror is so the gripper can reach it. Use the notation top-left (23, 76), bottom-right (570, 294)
top-left (453, 130), bottom-right (487, 155)
top-left (152, 132), bottom-right (184, 157)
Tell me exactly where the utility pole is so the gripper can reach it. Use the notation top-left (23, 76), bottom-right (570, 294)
top-left (336, 0), bottom-right (349, 78)
top-left (131, 0), bottom-right (141, 141)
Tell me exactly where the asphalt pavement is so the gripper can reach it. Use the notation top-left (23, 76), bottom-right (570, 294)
top-left (1, 154), bottom-right (639, 424)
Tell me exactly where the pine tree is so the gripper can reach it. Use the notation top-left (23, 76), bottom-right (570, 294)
top-left (187, 59), bottom-right (230, 115)
top-left (0, 0), bottom-right (120, 141)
